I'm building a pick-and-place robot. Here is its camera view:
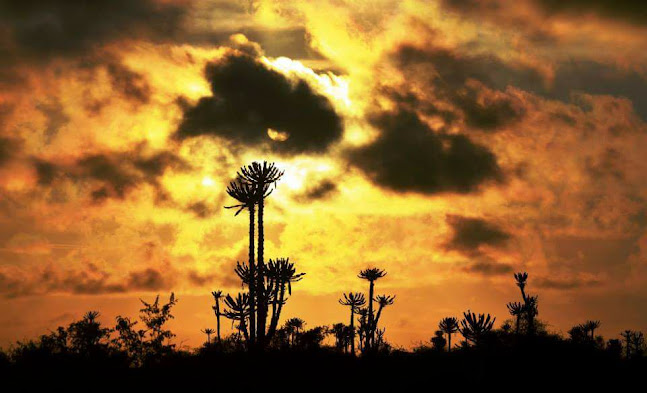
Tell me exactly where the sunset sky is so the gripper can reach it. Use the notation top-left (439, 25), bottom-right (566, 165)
top-left (1, 0), bottom-right (647, 349)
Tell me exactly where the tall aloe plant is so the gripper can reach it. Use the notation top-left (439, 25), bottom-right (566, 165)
top-left (439, 317), bottom-right (460, 352)
top-left (459, 310), bottom-right (496, 345)
top-left (225, 179), bottom-right (259, 345)
top-left (237, 162), bottom-right (284, 346)
top-left (211, 290), bottom-right (224, 342)
top-left (339, 292), bottom-right (366, 355)
top-left (358, 267), bottom-right (386, 350)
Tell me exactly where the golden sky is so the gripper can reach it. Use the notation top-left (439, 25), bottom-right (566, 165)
top-left (1, 0), bottom-right (647, 348)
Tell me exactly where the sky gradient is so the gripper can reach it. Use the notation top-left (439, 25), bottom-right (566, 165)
top-left (1, 0), bottom-right (647, 348)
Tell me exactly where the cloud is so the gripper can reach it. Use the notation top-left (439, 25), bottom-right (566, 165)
top-left (0, 0), bottom-right (186, 60)
top-left (544, 61), bottom-right (647, 121)
top-left (0, 264), bottom-right (178, 298)
top-left (535, 0), bottom-right (647, 24)
top-left (185, 201), bottom-right (217, 218)
top-left (0, 137), bottom-right (16, 166)
top-left (175, 53), bottom-right (344, 154)
top-left (127, 268), bottom-right (173, 291)
top-left (535, 276), bottom-right (603, 290)
top-left (35, 98), bottom-right (70, 143)
top-left (445, 214), bottom-right (510, 254)
top-left (188, 26), bottom-right (326, 60)
top-left (104, 61), bottom-right (152, 104)
top-left (464, 260), bottom-right (514, 276)
top-left (186, 270), bottom-right (218, 287)
top-left (390, 44), bottom-right (532, 131)
top-left (34, 147), bottom-right (189, 202)
top-left (0, 266), bottom-right (125, 298)
top-left (347, 109), bottom-right (503, 194)
top-left (294, 179), bottom-right (338, 202)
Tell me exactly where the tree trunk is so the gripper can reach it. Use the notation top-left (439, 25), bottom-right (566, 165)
top-left (248, 205), bottom-right (256, 346)
top-left (257, 197), bottom-right (267, 347)
top-left (239, 315), bottom-right (250, 343)
top-left (267, 283), bottom-right (285, 341)
top-left (215, 301), bottom-right (221, 342)
top-left (448, 332), bottom-right (452, 353)
top-left (373, 304), bottom-right (385, 343)
top-left (350, 308), bottom-right (355, 355)
top-left (368, 280), bottom-right (375, 349)
top-left (515, 315), bottom-right (520, 334)
top-left (626, 336), bottom-right (630, 359)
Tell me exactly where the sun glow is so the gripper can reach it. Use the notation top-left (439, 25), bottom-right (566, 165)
top-left (201, 176), bottom-right (215, 187)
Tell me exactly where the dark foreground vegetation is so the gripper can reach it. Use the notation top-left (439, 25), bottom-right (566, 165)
top-left (1, 162), bottom-right (645, 386)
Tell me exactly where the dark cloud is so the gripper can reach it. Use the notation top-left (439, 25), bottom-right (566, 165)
top-left (0, 266), bottom-right (125, 298)
top-left (0, 0), bottom-right (186, 60)
top-left (186, 201), bottom-right (216, 218)
top-left (0, 1), bottom-right (187, 90)
top-left (186, 270), bottom-right (218, 287)
top-left (35, 98), bottom-right (70, 143)
top-left (545, 236), bottom-right (636, 276)
top-left (464, 260), bottom-right (514, 276)
top-left (536, 0), bottom-right (647, 24)
top-left (34, 148), bottom-right (189, 202)
top-left (105, 62), bottom-right (152, 104)
top-left (0, 137), bottom-right (16, 166)
top-left (295, 179), bottom-right (338, 202)
top-left (535, 276), bottom-right (603, 290)
top-left (127, 268), bottom-right (172, 291)
top-left (392, 42), bottom-right (647, 127)
top-left (445, 214), bottom-right (510, 253)
top-left (175, 54), bottom-right (344, 154)
top-left (0, 265), bottom-right (175, 298)
top-left (347, 109), bottom-right (503, 194)
top-left (545, 61), bottom-right (647, 121)
top-left (585, 148), bottom-right (625, 181)
top-left (391, 44), bottom-right (532, 131)
top-left (455, 84), bottom-right (525, 131)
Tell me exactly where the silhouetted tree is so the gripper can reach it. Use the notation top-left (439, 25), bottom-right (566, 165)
top-left (506, 302), bottom-right (524, 334)
top-left (284, 317), bottom-right (305, 346)
top-left (512, 272), bottom-right (539, 335)
top-left (621, 330), bottom-right (645, 359)
top-left (339, 292), bottom-right (366, 355)
top-left (583, 320), bottom-right (601, 340)
top-left (226, 178), bottom-right (260, 346)
top-left (375, 328), bottom-right (389, 351)
top-left (201, 328), bottom-right (215, 345)
top-left (265, 257), bottom-right (305, 340)
top-left (358, 267), bottom-right (387, 350)
top-left (431, 330), bottom-right (447, 351)
top-left (373, 294), bottom-right (395, 336)
top-left (113, 316), bottom-right (145, 366)
top-left (459, 310), bottom-right (496, 345)
top-left (329, 323), bottom-right (350, 352)
top-left (66, 311), bottom-right (112, 356)
top-left (568, 324), bottom-right (589, 344)
top-left (222, 293), bottom-right (251, 342)
top-left (299, 326), bottom-right (327, 350)
top-left (606, 339), bottom-right (623, 358)
top-left (237, 161), bottom-right (284, 347)
top-left (356, 307), bottom-right (368, 352)
top-left (211, 290), bottom-right (224, 342)
top-left (439, 317), bottom-right (460, 352)
top-left (139, 293), bottom-right (178, 361)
